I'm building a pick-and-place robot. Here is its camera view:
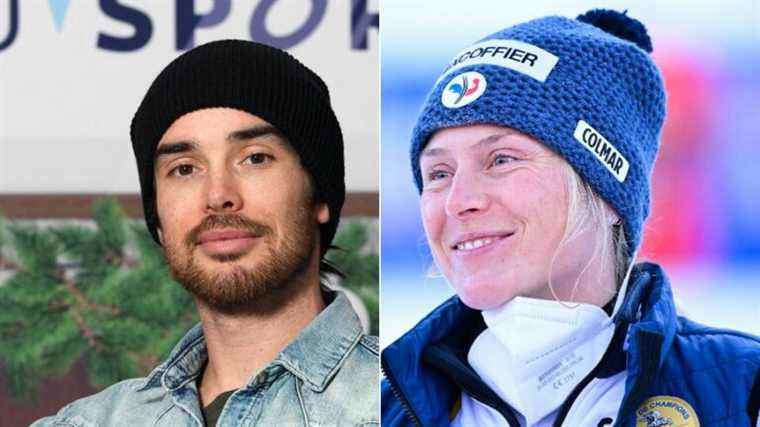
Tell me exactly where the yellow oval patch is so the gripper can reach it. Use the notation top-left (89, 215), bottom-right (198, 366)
top-left (636, 396), bottom-right (699, 427)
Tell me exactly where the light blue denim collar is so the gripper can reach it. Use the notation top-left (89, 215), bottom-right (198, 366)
top-left (139, 290), bottom-right (362, 393)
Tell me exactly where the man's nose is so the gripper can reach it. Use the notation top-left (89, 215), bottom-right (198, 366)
top-left (205, 167), bottom-right (243, 214)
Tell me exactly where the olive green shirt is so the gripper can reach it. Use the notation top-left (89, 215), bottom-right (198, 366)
top-left (201, 390), bottom-right (236, 427)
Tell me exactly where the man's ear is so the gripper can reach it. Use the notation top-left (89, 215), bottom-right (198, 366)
top-left (316, 203), bottom-right (330, 225)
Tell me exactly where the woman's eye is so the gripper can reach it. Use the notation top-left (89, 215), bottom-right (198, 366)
top-left (428, 170), bottom-right (450, 181)
top-left (170, 164), bottom-right (194, 177)
top-left (246, 153), bottom-right (272, 165)
top-left (491, 153), bottom-right (516, 166)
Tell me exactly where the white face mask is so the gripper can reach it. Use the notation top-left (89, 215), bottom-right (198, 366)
top-left (468, 296), bottom-right (616, 425)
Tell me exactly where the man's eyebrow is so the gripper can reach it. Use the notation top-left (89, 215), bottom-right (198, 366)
top-left (155, 141), bottom-right (197, 160)
top-left (154, 125), bottom-right (284, 161)
top-left (227, 125), bottom-right (283, 143)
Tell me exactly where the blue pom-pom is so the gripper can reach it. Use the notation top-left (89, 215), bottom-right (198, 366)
top-left (577, 9), bottom-right (653, 53)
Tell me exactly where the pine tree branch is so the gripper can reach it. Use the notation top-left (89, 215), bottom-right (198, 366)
top-left (57, 269), bottom-right (121, 354)
top-left (0, 254), bottom-right (23, 272)
top-left (120, 255), bottom-right (139, 269)
top-left (47, 299), bottom-right (70, 311)
top-left (104, 250), bottom-right (139, 269)
top-left (129, 352), bottom-right (159, 373)
top-left (69, 308), bottom-right (104, 353)
top-left (58, 268), bottom-right (120, 316)
top-left (63, 275), bottom-right (105, 353)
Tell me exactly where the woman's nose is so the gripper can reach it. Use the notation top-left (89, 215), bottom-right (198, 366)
top-left (444, 171), bottom-right (490, 220)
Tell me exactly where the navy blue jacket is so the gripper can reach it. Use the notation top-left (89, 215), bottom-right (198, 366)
top-left (381, 263), bottom-right (760, 426)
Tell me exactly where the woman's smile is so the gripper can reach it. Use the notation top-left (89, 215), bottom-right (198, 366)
top-left (449, 231), bottom-right (515, 256)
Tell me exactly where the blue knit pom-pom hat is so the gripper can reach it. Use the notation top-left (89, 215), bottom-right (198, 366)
top-left (410, 9), bottom-right (667, 256)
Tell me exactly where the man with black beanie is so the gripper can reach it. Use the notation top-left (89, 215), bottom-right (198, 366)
top-left (32, 40), bottom-right (378, 426)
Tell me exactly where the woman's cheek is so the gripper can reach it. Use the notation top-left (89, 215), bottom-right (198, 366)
top-left (420, 193), bottom-right (449, 267)
top-left (420, 194), bottom-right (444, 240)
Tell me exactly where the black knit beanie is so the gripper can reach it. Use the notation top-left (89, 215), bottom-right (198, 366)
top-left (130, 39), bottom-right (345, 255)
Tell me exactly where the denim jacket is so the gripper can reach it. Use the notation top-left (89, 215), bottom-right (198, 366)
top-left (32, 291), bottom-right (379, 426)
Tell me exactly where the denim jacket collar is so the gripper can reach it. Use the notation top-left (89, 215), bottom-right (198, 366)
top-left (275, 291), bottom-right (364, 391)
top-left (139, 290), bottom-right (363, 394)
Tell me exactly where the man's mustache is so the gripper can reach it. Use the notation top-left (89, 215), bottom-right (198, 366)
top-left (184, 215), bottom-right (272, 248)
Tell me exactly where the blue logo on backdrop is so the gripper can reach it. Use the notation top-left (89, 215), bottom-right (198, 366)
top-left (47, 0), bottom-right (71, 32)
top-left (0, 0), bottom-right (378, 53)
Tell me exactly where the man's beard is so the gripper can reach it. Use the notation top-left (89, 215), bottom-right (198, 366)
top-left (163, 205), bottom-right (316, 315)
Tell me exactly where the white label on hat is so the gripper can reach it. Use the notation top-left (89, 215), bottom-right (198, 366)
top-left (441, 71), bottom-right (487, 109)
top-left (439, 39), bottom-right (559, 83)
top-left (573, 120), bottom-right (630, 183)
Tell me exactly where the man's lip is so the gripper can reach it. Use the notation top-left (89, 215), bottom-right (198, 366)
top-left (449, 231), bottom-right (514, 250)
top-left (197, 229), bottom-right (258, 244)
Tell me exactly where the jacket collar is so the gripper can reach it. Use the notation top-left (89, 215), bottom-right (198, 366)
top-left (273, 290), bottom-right (364, 392)
top-left (613, 262), bottom-right (679, 423)
top-left (381, 262), bottom-right (679, 425)
top-left (140, 290), bottom-right (363, 393)
top-left (382, 294), bottom-right (482, 426)
top-left (615, 262), bottom-right (678, 370)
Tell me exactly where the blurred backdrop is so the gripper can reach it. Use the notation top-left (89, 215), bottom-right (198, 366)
top-left (0, 2), bottom-right (378, 426)
top-left (381, 0), bottom-right (760, 347)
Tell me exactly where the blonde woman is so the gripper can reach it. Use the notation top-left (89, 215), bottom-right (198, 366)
top-left (381, 9), bottom-right (760, 427)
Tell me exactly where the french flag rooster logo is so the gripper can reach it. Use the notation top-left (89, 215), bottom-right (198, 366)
top-left (441, 71), bottom-right (487, 109)
top-left (448, 75), bottom-right (481, 105)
